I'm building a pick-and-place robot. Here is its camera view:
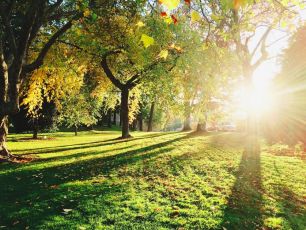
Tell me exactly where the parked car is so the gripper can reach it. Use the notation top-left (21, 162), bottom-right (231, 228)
top-left (218, 123), bottom-right (236, 132)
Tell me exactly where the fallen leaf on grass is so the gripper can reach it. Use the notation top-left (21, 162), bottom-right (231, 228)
top-left (50, 185), bottom-right (59, 189)
top-left (63, 208), bottom-right (73, 214)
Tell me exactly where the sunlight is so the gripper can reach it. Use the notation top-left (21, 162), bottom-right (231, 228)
top-left (235, 65), bottom-right (276, 118)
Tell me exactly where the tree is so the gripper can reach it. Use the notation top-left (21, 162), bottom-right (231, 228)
top-left (57, 91), bottom-right (100, 136)
top-left (0, 0), bottom-right (82, 159)
top-left (64, 0), bottom-right (182, 139)
top-left (265, 25), bottom-right (306, 145)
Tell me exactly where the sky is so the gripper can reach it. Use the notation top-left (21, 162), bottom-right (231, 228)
top-left (253, 9), bottom-right (306, 87)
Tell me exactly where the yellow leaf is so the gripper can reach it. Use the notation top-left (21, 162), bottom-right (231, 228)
top-left (158, 49), bottom-right (169, 60)
top-left (159, 0), bottom-right (180, 11)
top-left (164, 16), bottom-right (173, 24)
top-left (191, 11), bottom-right (201, 22)
top-left (140, 34), bottom-right (154, 48)
top-left (136, 21), bottom-right (145, 27)
top-left (83, 9), bottom-right (91, 17)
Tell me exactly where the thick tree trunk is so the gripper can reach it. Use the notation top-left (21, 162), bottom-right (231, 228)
top-left (32, 118), bottom-right (39, 139)
top-left (121, 88), bottom-right (130, 138)
top-left (197, 121), bottom-right (207, 132)
top-left (147, 102), bottom-right (155, 132)
top-left (74, 125), bottom-right (78, 136)
top-left (0, 48), bottom-right (12, 158)
top-left (182, 102), bottom-right (192, 131)
top-left (0, 115), bottom-right (12, 158)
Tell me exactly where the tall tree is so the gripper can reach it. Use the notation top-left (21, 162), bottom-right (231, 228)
top-left (0, 0), bottom-right (82, 158)
top-left (66, 0), bottom-right (182, 138)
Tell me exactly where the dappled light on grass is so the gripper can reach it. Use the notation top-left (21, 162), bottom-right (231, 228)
top-left (0, 131), bottom-right (305, 229)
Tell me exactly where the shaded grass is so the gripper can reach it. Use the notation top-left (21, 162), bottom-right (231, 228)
top-left (0, 131), bottom-right (305, 229)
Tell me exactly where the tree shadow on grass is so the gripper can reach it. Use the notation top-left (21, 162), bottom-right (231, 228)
top-left (221, 135), bottom-right (264, 229)
top-left (275, 185), bottom-right (306, 229)
top-left (0, 133), bottom-right (190, 229)
top-left (11, 132), bottom-right (172, 155)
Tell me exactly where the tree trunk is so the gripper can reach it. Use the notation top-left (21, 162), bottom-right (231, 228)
top-left (107, 110), bottom-right (112, 128)
top-left (243, 66), bottom-right (256, 135)
top-left (121, 88), bottom-right (130, 138)
top-left (0, 115), bottom-right (12, 158)
top-left (113, 108), bottom-right (116, 125)
top-left (197, 121), bottom-right (207, 132)
top-left (131, 119), bottom-right (137, 131)
top-left (147, 102), bottom-right (155, 132)
top-left (119, 108), bottom-right (122, 127)
top-left (74, 125), bottom-right (78, 136)
top-left (32, 118), bottom-right (39, 139)
top-left (0, 48), bottom-right (12, 158)
top-left (182, 101), bottom-right (192, 131)
top-left (138, 112), bottom-right (143, 131)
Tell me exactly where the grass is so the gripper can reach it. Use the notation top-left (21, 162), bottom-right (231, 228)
top-left (0, 130), bottom-right (305, 229)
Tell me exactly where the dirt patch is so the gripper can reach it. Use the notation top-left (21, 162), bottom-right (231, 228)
top-left (0, 155), bottom-right (35, 163)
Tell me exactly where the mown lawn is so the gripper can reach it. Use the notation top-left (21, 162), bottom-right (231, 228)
top-left (0, 131), bottom-right (305, 230)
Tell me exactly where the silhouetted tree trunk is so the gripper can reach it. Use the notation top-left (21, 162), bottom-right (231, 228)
top-left (113, 108), bottom-right (116, 125)
top-left (119, 108), bottom-right (122, 127)
top-left (131, 119), bottom-right (137, 130)
top-left (147, 102), bottom-right (155, 132)
top-left (138, 112), bottom-right (143, 131)
top-left (32, 118), bottom-right (39, 139)
top-left (107, 110), bottom-right (112, 128)
top-left (74, 125), bottom-right (78, 136)
top-left (121, 88), bottom-right (130, 138)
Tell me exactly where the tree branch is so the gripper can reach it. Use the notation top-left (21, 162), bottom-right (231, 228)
top-left (23, 13), bottom-right (82, 74)
top-left (0, 6), bottom-right (17, 56)
top-left (250, 26), bottom-right (272, 59)
top-left (101, 50), bottom-right (124, 90)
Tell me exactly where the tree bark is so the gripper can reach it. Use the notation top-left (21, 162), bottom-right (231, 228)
top-left (113, 108), bottom-right (116, 125)
top-left (197, 121), bottom-right (207, 132)
top-left (121, 88), bottom-right (130, 138)
top-left (182, 101), bottom-right (192, 131)
top-left (131, 119), bottom-right (137, 131)
top-left (147, 102), bottom-right (155, 132)
top-left (107, 109), bottom-right (112, 128)
top-left (138, 112), bottom-right (143, 131)
top-left (74, 125), bottom-right (78, 136)
top-left (32, 118), bottom-right (39, 139)
top-left (0, 115), bottom-right (12, 158)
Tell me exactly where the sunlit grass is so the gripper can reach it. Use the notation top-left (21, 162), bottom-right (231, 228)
top-left (0, 131), bottom-right (305, 229)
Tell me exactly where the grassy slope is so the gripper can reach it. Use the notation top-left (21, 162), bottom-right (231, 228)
top-left (0, 131), bottom-right (305, 230)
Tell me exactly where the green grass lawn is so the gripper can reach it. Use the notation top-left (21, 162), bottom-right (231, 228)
top-left (0, 131), bottom-right (305, 230)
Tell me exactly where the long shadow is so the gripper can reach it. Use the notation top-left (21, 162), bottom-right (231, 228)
top-left (272, 163), bottom-right (306, 229)
top-left (11, 132), bottom-right (172, 155)
top-left (0, 133), bottom-right (190, 229)
top-left (276, 185), bottom-right (306, 229)
top-left (221, 135), bottom-right (264, 229)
